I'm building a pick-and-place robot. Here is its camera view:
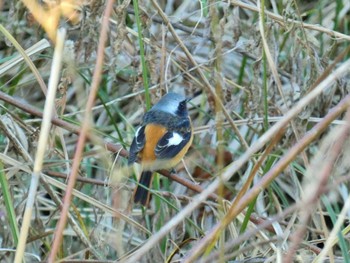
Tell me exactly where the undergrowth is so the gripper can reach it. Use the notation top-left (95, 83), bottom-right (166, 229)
top-left (0, 0), bottom-right (350, 262)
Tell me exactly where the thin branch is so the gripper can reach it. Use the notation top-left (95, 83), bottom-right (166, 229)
top-left (0, 92), bottom-right (216, 199)
top-left (285, 109), bottom-right (350, 262)
top-left (47, 0), bottom-right (115, 260)
top-left (230, 0), bottom-right (350, 41)
top-left (14, 28), bottom-right (66, 263)
top-left (184, 84), bottom-right (350, 262)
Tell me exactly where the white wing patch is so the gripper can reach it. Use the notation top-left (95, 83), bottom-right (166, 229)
top-left (155, 130), bottom-right (191, 160)
top-left (167, 132), bottom-right (183, 146)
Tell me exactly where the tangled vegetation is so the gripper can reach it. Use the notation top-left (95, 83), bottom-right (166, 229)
top-left (0, 0), bottom-right (349, 262)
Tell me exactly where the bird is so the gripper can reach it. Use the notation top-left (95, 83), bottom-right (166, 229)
top-left (128, 92), bottom-right (193, 206)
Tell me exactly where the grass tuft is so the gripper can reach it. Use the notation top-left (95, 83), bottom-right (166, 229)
top-left (0, 0), bottom-right (350, 262)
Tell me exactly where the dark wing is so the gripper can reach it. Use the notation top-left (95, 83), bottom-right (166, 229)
top-left (155, 130), bottom-right (192, 159)
top-left (128, 126), bottom-right (146, 165)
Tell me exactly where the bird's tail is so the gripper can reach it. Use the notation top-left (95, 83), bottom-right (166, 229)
top-left (133, 171), bottom-right (153, 206)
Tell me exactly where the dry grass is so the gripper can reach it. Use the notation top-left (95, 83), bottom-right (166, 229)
top-left (0, 0), bottom-right (350, 262)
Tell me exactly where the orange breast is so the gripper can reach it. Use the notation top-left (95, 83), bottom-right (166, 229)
top-left (140, 124), bottom-right (167, 162)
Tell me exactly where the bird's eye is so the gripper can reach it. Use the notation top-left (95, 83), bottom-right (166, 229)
top-left (175, 100), bottom-right (188, 116)
top-left (179, 101), bottom-right (186, 110)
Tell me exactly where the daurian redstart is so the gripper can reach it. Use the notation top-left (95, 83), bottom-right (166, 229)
top-left (128, 92), bottom-right (193, 205)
